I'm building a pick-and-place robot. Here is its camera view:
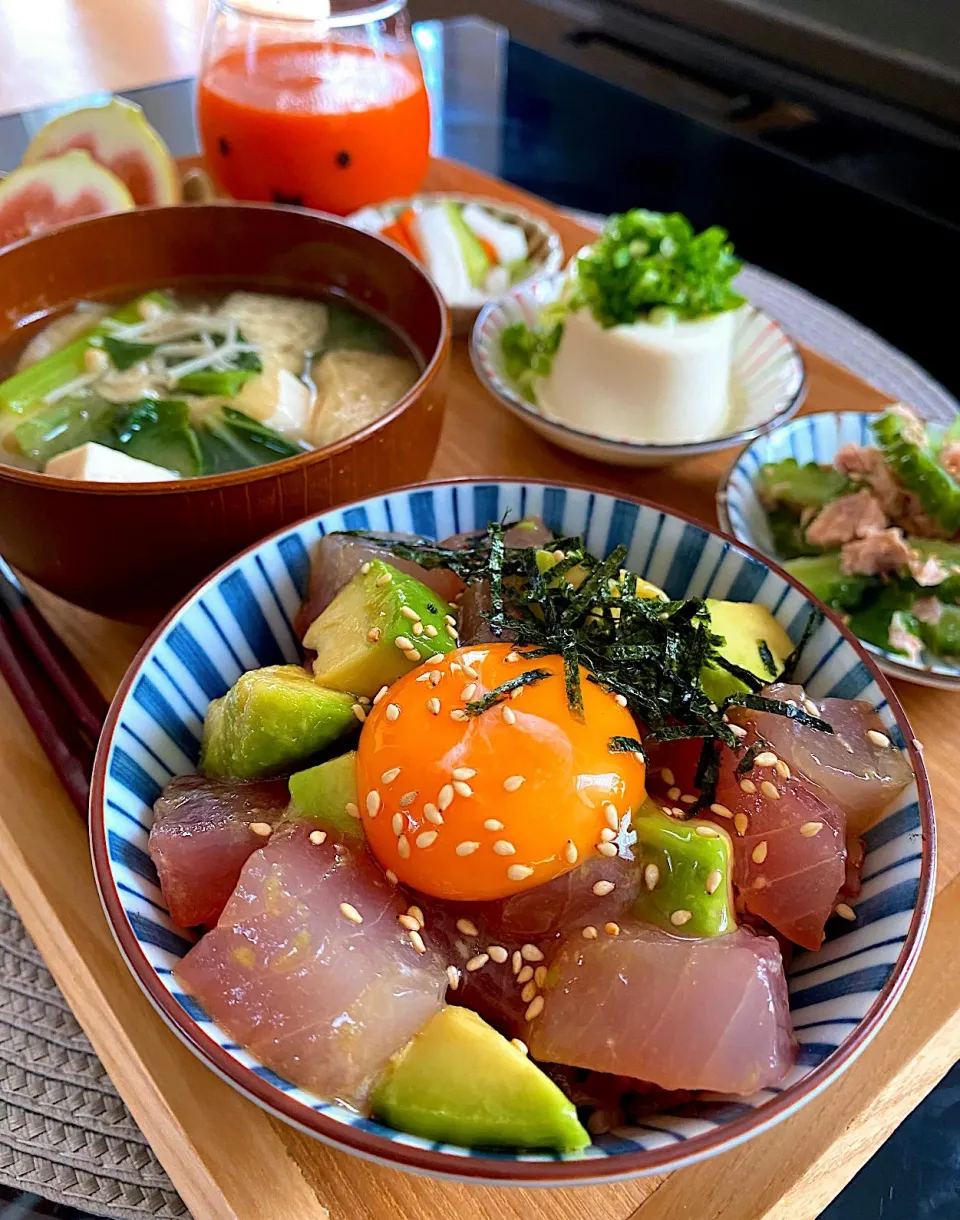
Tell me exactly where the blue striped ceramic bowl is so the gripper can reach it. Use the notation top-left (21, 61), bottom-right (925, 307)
top-left (91, 480), bottom-right (934, 1185)
top-left (470, 277), bottom-right (806, 467)
top-left (718, 411), bottom-right (960, 689)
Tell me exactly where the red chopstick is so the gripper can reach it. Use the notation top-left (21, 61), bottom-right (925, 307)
top-left (0, 560), bottom-right (107, 818)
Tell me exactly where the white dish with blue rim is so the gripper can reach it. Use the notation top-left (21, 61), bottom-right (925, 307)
top-left (90, 479), bottom-right (933, 1185)
top-left (718, 411), bottom-right (960, 690)
top-left (470, 276), bottom-right (806, 467)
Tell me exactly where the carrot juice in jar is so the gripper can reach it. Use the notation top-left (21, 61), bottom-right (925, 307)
top-left (197, 0), bottom-right (430, 215)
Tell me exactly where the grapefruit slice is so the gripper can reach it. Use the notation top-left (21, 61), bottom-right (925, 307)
top-left (0, 151), bottom-right (135, 250)
top-left (23, 97), bottom-right (180, 207)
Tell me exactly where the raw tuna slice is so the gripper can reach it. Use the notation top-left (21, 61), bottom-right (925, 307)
top-left (711, 741), bottom-right (846, 951)
top-left (149, 774), bottom-right (289, 928)
top-left (528, 924), bottom-right (795, 1094)
top-left (449, 517), bottom-right (553, 644)
top-left (175, 823), bottom-right (446, 1104)
top-left (729, 684), bottom-right (912, 837)
top-left (294, 532), bottom-right (463, 639)
top-left (417, 857), bottom-right (640, 1037)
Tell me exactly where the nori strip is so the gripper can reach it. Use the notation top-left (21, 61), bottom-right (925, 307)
top-left (464, 668), bottom-right (552, 716)
top-left (758, 639), bottom-right (777, 676)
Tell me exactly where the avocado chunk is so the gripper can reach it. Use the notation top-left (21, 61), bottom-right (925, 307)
top-left (287, 751), bottom-right (362, 838)
top-left (304, 560), bottom-right (457, 697)
top-left (700, 599), bottom-right (794, 705)
top-left (200, 665), bottom-right (356, 780)
top-left (633, 800), bottom-right (735, 938)
top-left (371, 1006), bottom-right (590, 1153)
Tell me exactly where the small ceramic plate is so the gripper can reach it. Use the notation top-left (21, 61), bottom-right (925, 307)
top-left (470, 275), bottom-right (806, 467)
top-left (348, 194), bottom-right (564, 335)
top-left (718, 410), bottom-right (960, 689)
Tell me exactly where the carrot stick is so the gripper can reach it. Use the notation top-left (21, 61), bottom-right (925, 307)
top-left (476, 234), bottom-right (499, 266)
top-left (381, 220), bottom-right (417, 257)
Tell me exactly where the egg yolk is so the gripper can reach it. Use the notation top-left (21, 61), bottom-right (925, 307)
top-left (356, 642), bottom-right (646, 900)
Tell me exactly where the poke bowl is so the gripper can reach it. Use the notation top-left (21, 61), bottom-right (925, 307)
top-left (719, 410), bottom-right (960, 690)
top-left (90, 479), bottom-right (934, 1184)
top-left (0, 203), bottom-right (450, 618)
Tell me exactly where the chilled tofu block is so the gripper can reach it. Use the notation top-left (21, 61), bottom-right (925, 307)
top-left (149, 774), bottom-right (289, 927)
top-left (45, 441), bottom-right (178, 482)
top-left (538, 306), bottom-right (737, 443)
top-left (175, 822), bottom-right (447, 1103)
top-left (528, 923), bottom-right (795, 1095)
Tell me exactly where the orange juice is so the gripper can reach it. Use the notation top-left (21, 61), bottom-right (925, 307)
top-left (197, 40), bottom-right (430, 215)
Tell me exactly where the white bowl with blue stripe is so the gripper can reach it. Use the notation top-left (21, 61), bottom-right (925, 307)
top-left (90, 480), bottom-right (934, 1185)
top-left (470, 277), bottom-right (806, 466)
top-left (718, 411), bottom-right (960, 689)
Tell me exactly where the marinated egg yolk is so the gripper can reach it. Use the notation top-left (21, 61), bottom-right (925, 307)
top-left (356, 642), bottom-right (646, 901)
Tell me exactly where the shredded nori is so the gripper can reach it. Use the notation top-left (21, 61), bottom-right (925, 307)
top-left (723, 692), bottom-right (834, 734)
top-left (609, 735), bottom-right (646, 761)
top-left (758, 639), bottom-right (777, 676)
top-left (781, 607), bottom-right (824, 683)
top-left (464, 668), bottom-right (551, 716)
top-left (736, 740), bottom-right (766, 775)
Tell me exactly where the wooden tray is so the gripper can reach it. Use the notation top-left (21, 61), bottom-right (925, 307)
top-left (0, 158), bottom-right (956, 1220)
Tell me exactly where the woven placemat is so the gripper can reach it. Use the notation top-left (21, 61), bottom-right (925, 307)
top-left (0, 889), bottom-right (188, 1220)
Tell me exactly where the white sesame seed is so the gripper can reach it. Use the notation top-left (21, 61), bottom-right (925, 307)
top-left (592, 880), bottom-right (615, 896)
top-left (456, 919), bottom-right (479, 937)
top-left (309, 829), bottom-right (327, 845)
top-left (412, 622), bottom-right (424, 636)
top-left (603, 803), bottom-right (619, 830)
top-left (517, 965), bottom-right (534, 984)
top-left (445, 624), bottom-right (459, 640)
top-left (351, 703), bottom-right (367, 723)
top-left (695, 825), bottom-right (719, 838)
top-left (425, 624), bottom-right (438, 638)
top-left (754, 751), bottom-right (778, 768)
top-left (438, 784), bottom-right (455, 811)
top-left (553, 549), bottom-right (565, 562)
top-left (510, 687), bottom-right (523, 699)
top-left (340, 902), bottom-right (363, 925)
top-left (416, 830), bottom-right (438, 849)
top-left (385, 703), bottom-right (400, 721)
top-left (775, 760), bottom-right (791, 780)
top-left (373, 685), bottom-right (390, 705)
top-left (446, 965), bottom-right (460, 990)
top-left (505, 651), bottom-right (520, 663)
top-left (734, 812), bottom-right (749, 836)
top-left (681, 793), bottom-right (697, 805)
top-left (397, 835), bottom-right (411, 859)
top-left (740, 779), bottom-right (757, 794)
top-left (525, 996), bottom-right (545, 1022)
top-left (729, 723), bottom-right (747, 739)
top-left (466, 954), bottom-right (490, 972)
top-left (521, 944), bottom-right (544, 962)
top-left (453, 781), bottom-right (474, 797)
top-left (502, 706), bottom-right (517, 725)
top-left (366, 791), bottom-right (381, 817)
top-left (670, 909), bottom-right (693, 927)
top-left (660, 767), bottom-right (675, 787)
top-left (761, 780), bottom-right (781, 800)
top-left (426, 697), bottom-right (441, 715)
top-left (385, 869), bottom-right (398, 885)
top-left (510, 1039), bottom-right (529, 1055)
top-left (752, 841), bottom-right (769, 864)
top-left (508, 864), bottom-right (534, 881)
top-left (398, 914), bottom-right (420, 931)
top-left (376, 572), bottom-right (392, 587)
top-left (564, 840), bottom-right (579, 865)
top-left (802, 698), bottom-right (820, 718)
top-left (600, 827), bottom-right (617, 842)
top-left (604, 922), bottom-right (621, 937)
top-left (394, 635), bottom-right (414, 651)
top-left (400, 606), bottom-right (421, 621)
top-left (512, 951), bottom-right (522, 974)
top-left (391, 813), bottom-right (404, 836)
top-left (248, 822), bottom-right (272, 837)
top-left (453, 767), bottom-right (476, 781)
top-left (456, 841), bottom-right (480, 856)
top-left (597, 842), bottom-right (618, 857)
top-left (800, 821), bottom-right (824, 837)
top-left (450, 662), bottom-right (462, 674)
top-left (450, 709), bottom-right (468, 722)
top-left (488, 945), bottom-right (508, 963)
top-left (344, 803), bottom-right (361, 822)
top-left (614, 694), bottom-right (628, 707)
top-left (367, 626), bottom-right (382, 643)
top-left (416, 672), bottom-right (432, 683)
top-left (409, 930), bottom-right (427, 954)
top-left (643, 863), bottom-right (659, 890)
top-left (710, 803), bottom-right (732, 819)
top-left (835, 902), bottom-right (857, 921)
top-left (407, 905), bottom-right (425, 926)
top-left (521, 980), bottom-right (538, 1003)
top-left (705, 869), bottom-right (723, 895)
top-left (667, 786), bottom-right (681, 801)
top-left (461, 683), bottom-right (477, 701)
top-left (493, 840), bottom-right (517, 856)
top-left (429, 669), bottom-right (443, 686)
top-left (867, 729), bottom-right (891, 749)
top-left (534, 965), bottom-right (548, 988)
top-left (462, 664), bottom-right (479, 680)
top-left (426, 654), bottom-right (444, 666)
top-left (673, 807), bottom-right (685, 818)
top-left (444, 614), bottom-right (457, 626)
top-left (424, 803), bottom-right (443, 825)
top-left (484, 818), bottom-right (504, 831)
top-left (582, 925), bottom-right (599, 939)
top-left (381, 767), bottom-right (401, 784)
top-left (398, 791), bottom-right (418, 808)
top-left (502, 775), bottom-right (526, 793)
